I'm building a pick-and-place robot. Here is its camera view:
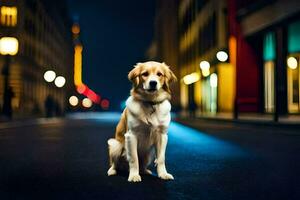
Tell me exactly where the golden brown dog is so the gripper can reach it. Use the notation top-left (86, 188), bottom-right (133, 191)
top-left (107, 61), bottom-right (176, 182)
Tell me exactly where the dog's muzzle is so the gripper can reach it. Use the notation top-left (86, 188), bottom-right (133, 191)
top-left (148, 81), bottom-right (157, 92)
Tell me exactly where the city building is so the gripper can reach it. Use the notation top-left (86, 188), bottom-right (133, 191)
top-left (0, 0), bottom-right (73, 118)
top-left (178, 0), bottom-right (231, 116)
top-left (151, 0), bottom-right (300, 118)
top-left (230, 0), bottom-right (300, 116)
top-left (146, 0), bottom-right (181, 110)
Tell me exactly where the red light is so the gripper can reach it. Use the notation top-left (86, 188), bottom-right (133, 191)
top-left (76, 84), bottom-right (87, 94)
top-left (101, 99), bottom-right (109, 110)
top-left (76, 84), bottom-right (101, 104)
top-left (86, 89), bottom-right (101, 104)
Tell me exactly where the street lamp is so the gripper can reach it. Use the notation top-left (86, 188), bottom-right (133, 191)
top-left (216, 51), bottom-right (228, 62)
top-left (54, 76), bottom-right (66, 88)
top-left (0, 37), bottom-right (19, 55)
top-left (199, 61), bottom-right (210, 77)
top-left (43, 70), bottom-right (56, 82)
top-left (82, 98), bottom-right (92, 108)
top-left (0, 37), bottom-right (19, 119)
top-left (69, 96), bottom-right (79, 106)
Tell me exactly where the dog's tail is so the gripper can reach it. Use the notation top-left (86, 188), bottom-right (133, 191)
top-left (108, 138), bottom-right (123, 164)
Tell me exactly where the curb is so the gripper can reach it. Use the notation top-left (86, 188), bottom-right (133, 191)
top-left (176, 116), bottom-right (300, 129)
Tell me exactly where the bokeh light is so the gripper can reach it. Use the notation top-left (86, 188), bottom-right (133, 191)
top-left (101, 99), bottom-right (109, 110)
top-left (210, 73), bottom-right (218, 88)
top-left (202, 69), bottom-right (210, 77)
top-left (69, 96), bottom-right (79, 106)
top-left (183, 73), bottom-right (200, 85)
top-left (0, 37), bottom-right (19, 55)
top-left (82, 98), bottom-right (92, 108)
top-left (54, 76), bottom-right (66, 88)
top-left (199, 61), bottom-right (210, 71)
top-left (43, 70), bottom-right (56, 82)
top-left (216, 51), bottom-right (228, 62)
top-left (287, 56), bottom-right (298, 69)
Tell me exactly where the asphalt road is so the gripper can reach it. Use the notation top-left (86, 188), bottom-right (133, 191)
top-left (0, 112), bottom-right (299, 200)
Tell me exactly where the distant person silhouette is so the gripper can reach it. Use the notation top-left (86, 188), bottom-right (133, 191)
top-left (3, 86), bottom-right (14, 120)
top-left (45, 95), bottom-right (54, 118)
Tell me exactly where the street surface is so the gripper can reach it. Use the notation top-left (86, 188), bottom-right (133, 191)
top-left (0, 113), bottom-right (299, 200)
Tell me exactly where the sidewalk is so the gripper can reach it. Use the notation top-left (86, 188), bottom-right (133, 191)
top-left (0, 117), bottom-right (63, 129)
top-left (178, 111), bottom-right (300, 127)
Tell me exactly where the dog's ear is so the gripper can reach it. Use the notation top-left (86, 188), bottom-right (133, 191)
top-left (162, 62), bottom-right (177, 93)
top-left (128, 63), bottom-right (142, 87)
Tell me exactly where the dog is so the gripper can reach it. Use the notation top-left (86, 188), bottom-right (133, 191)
top-left (107, 61), bottom-right (177, 182)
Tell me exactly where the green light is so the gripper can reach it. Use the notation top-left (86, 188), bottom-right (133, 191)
top-left (288, 20), bottom-right (300, 53)
top-left (263, 32), bottom-right (276, 61)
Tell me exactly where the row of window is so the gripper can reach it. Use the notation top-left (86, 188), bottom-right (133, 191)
top-left (180, 13), bottom-right (217, 66)
top-left (179, 0), bottom-right (208, 35)
top-left (0, 6), bottom-right (17, 27)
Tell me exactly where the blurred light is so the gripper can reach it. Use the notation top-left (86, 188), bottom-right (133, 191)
top-left (77, 84), bottom-right (87, 94)
top-left (0, 37), bottom-right (19, 55)
top-left (72, 24), bottom-right (80, 34)
top-left (202, 69), bottom-right (210, 77)
top-left (183, 72), bottom-right (200, 85)
top-left (74, 44), bottom-right (83, 86)
top-left (101, 99), bottom-right (110, 110)
top-left (1, 6), bottom-right (17, 26)
top-left (199, 61), bottom-right (210, 71)
top-left (54, 76), bottom-right (66, 88)
top-left (86, 89), bottom-right (101, 104)
top-left (69, 96), bottom-right (79, 106)
top-left (287, 56), bottom-right (298, 69)
top-left (210, 73), bottom-right (218, 88)
top-left (229, 36), bottom-right (237, 66)
top-left (216, 51), bottom-right (228, 62)
top-left (120, 100), bottom-right (126, 110)
top-left (82, 98), bottom-right (92, 108)
top-left (43, 70), bottom-right (56, 82)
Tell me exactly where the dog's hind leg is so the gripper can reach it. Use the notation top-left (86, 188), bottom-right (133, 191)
top-left (107, 138), bottom-right (123, 176)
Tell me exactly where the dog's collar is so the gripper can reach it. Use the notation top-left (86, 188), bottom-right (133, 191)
top-left (142, 100), bottom-right (164, 106)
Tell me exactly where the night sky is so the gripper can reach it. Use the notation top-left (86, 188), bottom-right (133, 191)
top-left (67, 0), bottom-right (156, 110)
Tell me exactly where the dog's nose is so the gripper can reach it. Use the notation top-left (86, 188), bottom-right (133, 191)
top-left (149, 81), bottom-right (157, 88)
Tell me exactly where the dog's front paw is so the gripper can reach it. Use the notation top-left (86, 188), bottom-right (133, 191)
top-left (128, 174), bottom-right (142, 182)
top-left (107, 167), bottom-right (117, 176)
top-left (158, 172), bottom-right (174, 180)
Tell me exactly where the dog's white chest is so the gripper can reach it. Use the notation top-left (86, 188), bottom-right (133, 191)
top-left (126, 97), bottom-right (171, 131)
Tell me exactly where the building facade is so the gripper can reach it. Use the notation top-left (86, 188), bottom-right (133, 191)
top-left (151, 0), bottom-right (300, 118)
top-left (146, 0), bottom-right (181, 110)
top-left (0, 0), bottom-right (73, 118)
top-left (232, 0), bottom-right (300, 115)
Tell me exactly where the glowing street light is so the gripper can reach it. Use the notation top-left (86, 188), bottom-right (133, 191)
top-left (202, 69), bottom-right (210, 77)
top-left (0, 36), bottom-right (19, 119)
top-left (69, 96), bottom-right (79, 106)
top-left (43, 70), bottom-right (56, 82)
top-left (54, 76), bottom-right (66, 88)
top-left (82, 98), bottom-right (92, 108)
top-left (101, 99), bottom-right (110, 110)
top-left (287, 56), bottom-right (298, 69)
top-left (183, 72), bottom-right (200, 85)
top-left (210, 73), bottom-right (218, 88)
top-left (0, 37), bottom-right (19, 55)
top-left (216, 51), bottom-right (228, 62)
top-left (199, 61), bottom-right (210, 71)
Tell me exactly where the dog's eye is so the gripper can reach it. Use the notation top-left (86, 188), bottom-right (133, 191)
top-left (157, 72), bottom-right (163, 77)
top-left (142, 72), bottom-right (149, 77)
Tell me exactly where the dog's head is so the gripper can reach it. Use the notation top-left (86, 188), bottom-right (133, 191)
top-left (128, 61), bottom-right (177, 94)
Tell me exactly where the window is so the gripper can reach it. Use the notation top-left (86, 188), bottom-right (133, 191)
top-left (263, 32), bottom-right (276, 113)
top-left (0, 6), bottom-right (17, 26)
